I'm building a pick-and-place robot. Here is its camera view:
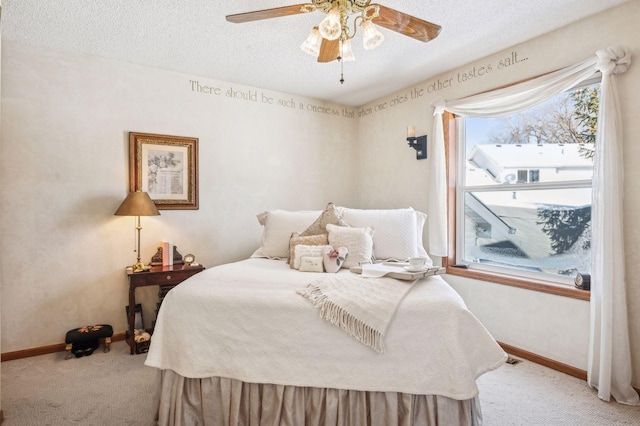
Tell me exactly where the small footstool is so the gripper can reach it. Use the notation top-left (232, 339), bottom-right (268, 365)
top-left (65, 324), bottom-right (113, 359)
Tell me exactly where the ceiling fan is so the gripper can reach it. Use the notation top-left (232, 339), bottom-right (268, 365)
top-left (226, 0), bottom-right (441, 83)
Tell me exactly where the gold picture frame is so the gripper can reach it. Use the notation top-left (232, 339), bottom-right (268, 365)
top-left (129, 132), bottom-right (199, 210)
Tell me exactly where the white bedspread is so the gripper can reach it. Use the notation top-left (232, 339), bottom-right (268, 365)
top-left (145, 258), bottom-right (506, 400)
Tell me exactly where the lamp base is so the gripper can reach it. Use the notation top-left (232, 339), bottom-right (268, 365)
top-left (132, 262), bottom-right (151, 273)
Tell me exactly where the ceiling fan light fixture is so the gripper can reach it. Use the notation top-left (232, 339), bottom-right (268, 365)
top-left (226, 1), bottom-right (442, 85)
top-left (318, 5), bottom-right (342, 40)
top-left (340, 39), bottom-right (355, 62)
top-left (361, 19), bottom-right (384, 50)
top-left (301, 27), bottom-right (322, 57)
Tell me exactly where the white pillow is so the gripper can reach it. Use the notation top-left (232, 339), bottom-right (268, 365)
top-left (256, 210), bottom-right (321, 258)
top-left (414, 210), bottom-right (431, 261)
top-left (338, 207), bottom-right (423, 261)
top-left (326, 224), bottom-right (374, 269)
top-left (294, 244), bottom-right (331, 269)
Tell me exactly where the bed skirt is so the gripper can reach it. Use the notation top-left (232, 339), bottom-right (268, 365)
top-left (154, 370), bottom-right (483, 426)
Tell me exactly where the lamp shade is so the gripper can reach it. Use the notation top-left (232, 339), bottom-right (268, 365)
top-left (114, 191), bottom-right (160, 216)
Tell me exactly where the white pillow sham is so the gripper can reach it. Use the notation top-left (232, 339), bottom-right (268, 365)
top-left (338, 207), bottom-right (430, 262)
top-left (413, 210), bottom-right (430, 261)
top-left (256, 210), bottom-right (321, 259)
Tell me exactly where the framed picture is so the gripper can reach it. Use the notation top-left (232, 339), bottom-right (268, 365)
top-left (129, 132), bottom-right (198, 210)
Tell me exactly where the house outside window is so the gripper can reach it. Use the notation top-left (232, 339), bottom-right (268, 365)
top-left (454, 82), bottom-right (599, 287)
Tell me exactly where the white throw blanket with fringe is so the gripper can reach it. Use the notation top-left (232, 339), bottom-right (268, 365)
top-left (297, 275), bottom-right (416, 353)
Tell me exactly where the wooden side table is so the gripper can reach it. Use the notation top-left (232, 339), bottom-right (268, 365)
top-left (126, 264), bottom-right (205, 354)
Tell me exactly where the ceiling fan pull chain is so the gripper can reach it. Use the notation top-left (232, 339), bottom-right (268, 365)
top-left (340, 57), bottom-right (345, 84)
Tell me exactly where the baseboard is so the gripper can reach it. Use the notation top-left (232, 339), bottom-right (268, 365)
top-left (0, 335), bottom-right (582, 369)
top-left (500, 341), bottom-right (640, 398)
top-left (1, 333), bottom-right (126, 362)
top-left (498, 341), bottom-right (587, 380)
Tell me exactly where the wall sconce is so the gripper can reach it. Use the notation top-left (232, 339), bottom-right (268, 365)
top-left (406, 126), bottom-right (427, 160)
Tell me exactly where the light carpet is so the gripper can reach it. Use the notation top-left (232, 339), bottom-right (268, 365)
top-left (1, 341), bottom-right (639, 425)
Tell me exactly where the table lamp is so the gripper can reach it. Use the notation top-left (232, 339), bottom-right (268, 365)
top-left (114, 191), bottom-right (160, 272)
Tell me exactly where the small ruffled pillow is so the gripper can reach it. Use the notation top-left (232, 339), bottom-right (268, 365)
top-left (299, 256), bottom-right (324, 272)
top-left (322, 246), bottom-right (348, 273)
top-left (293, 244), bottom-right (331, 270)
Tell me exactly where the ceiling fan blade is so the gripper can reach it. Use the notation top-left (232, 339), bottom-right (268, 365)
top-left (371, 5), bottom-right (441, 42)
top-left (226, 4), bottom-right (313, 24)
top-left (317, 38), bottom-right (340, 63)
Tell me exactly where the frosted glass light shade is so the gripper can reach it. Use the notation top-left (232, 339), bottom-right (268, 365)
top-left (340, 39), bottom-right (355, 62)
top-left (300, 27), bottom-right (322, 57)
top-left (318, 6), bottom-right (341, 40)
top-left (361, 20), bottom-right (384, 50)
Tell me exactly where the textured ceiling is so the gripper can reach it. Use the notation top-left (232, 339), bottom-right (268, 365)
top-left (1, 0), bottom-right (630, 106)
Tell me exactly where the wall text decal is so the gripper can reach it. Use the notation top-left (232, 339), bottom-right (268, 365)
top-left (188, 80), bottom-right (356, 119)
top-left (357, 50), bottom-right (528, 117)
top-left (188, 50), bottom-right (527, 120)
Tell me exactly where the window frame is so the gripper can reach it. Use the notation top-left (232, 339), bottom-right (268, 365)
top-left (443, 110), bottom-right (590, 301)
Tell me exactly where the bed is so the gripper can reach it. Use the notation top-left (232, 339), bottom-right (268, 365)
top-left (145, 204), bottom-right (507, 425)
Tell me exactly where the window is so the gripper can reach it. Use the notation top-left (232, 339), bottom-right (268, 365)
top-left (450, 81), bottom-right (599, 292)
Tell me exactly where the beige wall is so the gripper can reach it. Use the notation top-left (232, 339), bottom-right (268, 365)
top-left (1, 0), bottom-right (638, 390)
top-left (354, 0), bottom-right (640, 386)
top-left (0, 41), bottom-right (357, 351)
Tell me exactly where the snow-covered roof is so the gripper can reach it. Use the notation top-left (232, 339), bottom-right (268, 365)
top-left (468, 143), bottom-right (594, 169)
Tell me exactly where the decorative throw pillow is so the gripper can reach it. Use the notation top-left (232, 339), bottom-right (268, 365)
top-left (256, 210), bottom-right (321, 259)
top-left (326, 224), bottom-right (374, 269)
top-left (289, 233), bottom-right (329, 269)
top-left (322, 246), bottom-right (349, 273)
top-left (300, 202), bottom-right (347, 236)
top-left (299, 256), bottom-right (324, 272)
top-left (293, 244), bottom-right (330, 270)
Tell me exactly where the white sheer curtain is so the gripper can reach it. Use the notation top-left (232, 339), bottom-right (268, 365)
top-left (588, 47), bottom-right (636, 404)
top-left (429, 46), bottom-right (638, 404)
